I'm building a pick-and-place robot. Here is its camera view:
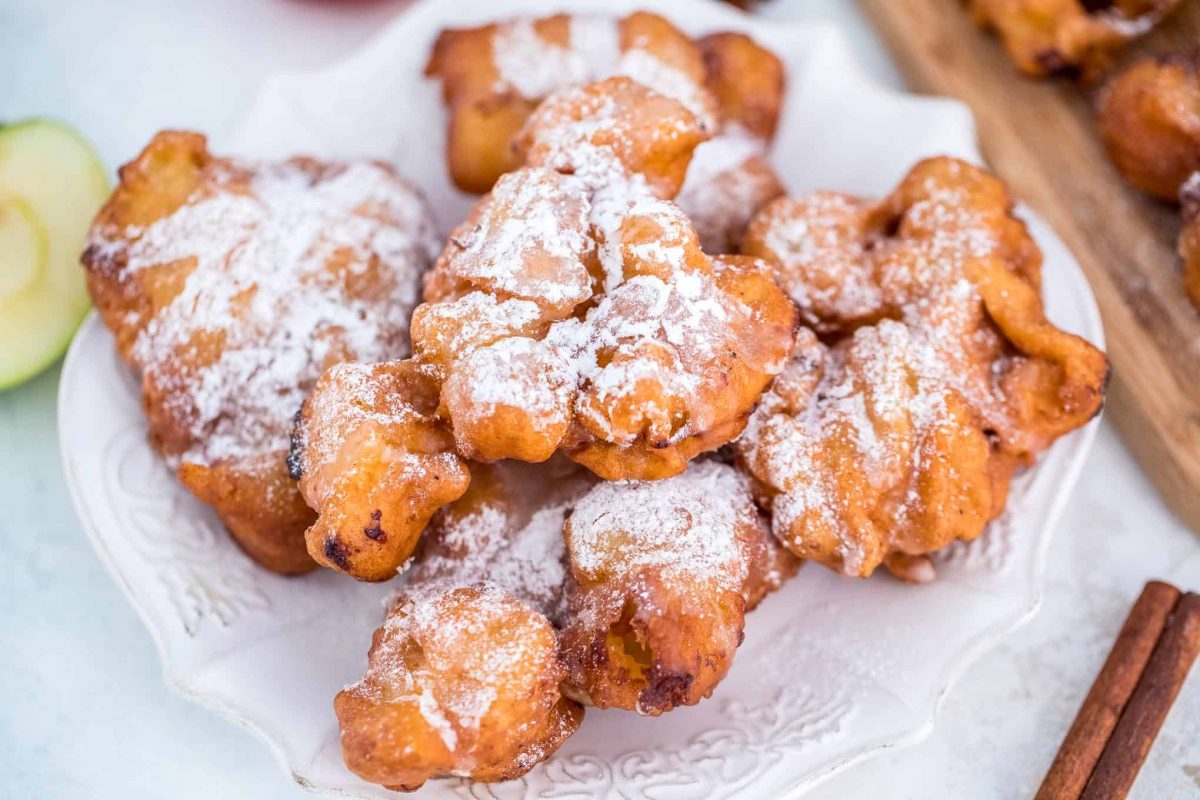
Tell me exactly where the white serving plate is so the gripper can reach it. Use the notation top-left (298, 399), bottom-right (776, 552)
top-left (58, 0), bottom-right (1106, 797)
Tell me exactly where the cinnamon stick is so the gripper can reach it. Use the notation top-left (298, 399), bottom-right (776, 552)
top-left (1035, 581), bottom-right (1181, 800)
top-left (1082, 592), bottom-right (1200, 800)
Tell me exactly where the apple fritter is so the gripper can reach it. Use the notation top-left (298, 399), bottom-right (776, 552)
top-left (737, 157), bottom-right (1108, 580)
top-left (413, 457), bottom-right (596, 622)
top-left (412, 78), bottom-right (797, 481)
top-left (673, 31), bottom-right (788, 254)
top-left (965, 0), bottom-right (1179, 80)
top-left (336, 583), bottom-right (583, 791)
top-left (558, 460), bottom-right (799, 715)
top-left (1098, 53), bottom-right (1200, 201)
top-left (289, 360), bottom-right (470, 581)
top-left (426, 11), bottom-right (716, 194)
top-left (426, 13), bottom-right (788, 254)
top-left (82, 130), bottom-right (437, 574)
top-left (513, 75), bottom-right (709, 199)
top-left (696, 31), bottom-right (785, 142)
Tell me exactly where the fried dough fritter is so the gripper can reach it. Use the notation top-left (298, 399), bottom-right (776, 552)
top-left (336, 459), bottom-right (600, 789)
top-left (426, 11), bottom-right (715, 194)
top-left (672, 32), bottom-right (788, 255)
top-left (677, 140), bottom-right (785, 255)
top-left (743, 157), bottom-right (1044, 335)
top-left (558, 460), bottom-right (798, 715)
top-left (412, 78), bottom-right (797, 481)
top-left (426, 13), bottom-right (789, 254)
top-left (289, 360), bottom-right (470, 581)
top-left (737, 157), bottom-right (1108, 580)
top-left (1098, 54), bottom-right (1200, 201)
top-left (176, 456), bottom-right (315, 573)
top-left (513, 75), bottom-right (709, 199)
top-left (738, 325), bottom-right (999, 581)
top-left (336, 583), bottom-right (583, 791)
top-left (413, 457), bottom-right (596, 622)
top-left (697, 32), bottom-right (785, 142)
top-left (965, 0), bottom-right (1180, 80)
top-left (82, 131), bottom-right (437, 574)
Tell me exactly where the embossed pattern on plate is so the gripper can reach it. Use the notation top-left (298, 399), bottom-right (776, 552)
top-left (59, 1), bottom-right (1106, 797)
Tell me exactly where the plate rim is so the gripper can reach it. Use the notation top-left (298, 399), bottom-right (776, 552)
top-left (58, 1), bottom-right (1108, 796)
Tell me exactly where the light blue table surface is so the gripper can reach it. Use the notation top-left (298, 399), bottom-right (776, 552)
top-left (2, 1), bottom-right (1198, 798)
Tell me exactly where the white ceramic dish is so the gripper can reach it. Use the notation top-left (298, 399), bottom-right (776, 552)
top-left (58, 0), bottom-right (1106, 797)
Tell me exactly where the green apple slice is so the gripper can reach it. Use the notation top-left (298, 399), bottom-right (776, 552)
top-left (0, 195), bottom-right (47, 297)
top-left (0, 119), bottom-right (109, 390)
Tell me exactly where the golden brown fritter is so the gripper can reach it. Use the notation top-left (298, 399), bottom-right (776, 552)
top-left (82, 131), bottom-right (436, 574)
top-left (676, 33), bottom-right (787, 254)
top-left (426, 14), bottom-right (790, 255)
top-left (677, 144), bottom-right (785, 254)
top-left (697, 31), bottom-right (785, 142)
top-left (290, 360), bottom-right (470, 581)
top-left (1098, 54), bottom-right (1200, 200)
top-left (558, 460), bottom-right (798, 714)
top-left (966, 0), bottom-right (1179, 80)
top-left (513, 76), bottom-right (709, 200)
top-left (413, 457), bottom-right (596, 622)
top-left (737, 157), bottom-right (1108, 580)
top-left (743, 157), bottom-right (1045, 335)
top-left (336, 583), bottom-right (583, 791)
top-left (426, 11), bottom-right (715, 194)
top-left (177, 456), bottom-right (315, 574)
top-left (737, 325), bottom-right (999, 582)
top-left (411, 78), bottom-right (797, 481)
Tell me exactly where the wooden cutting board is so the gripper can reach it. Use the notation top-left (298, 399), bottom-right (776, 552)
top-left (858, 0), bottom-right (1200, 534)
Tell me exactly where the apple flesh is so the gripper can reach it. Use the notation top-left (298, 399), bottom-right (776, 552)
top-left (0, 120), bottom-right (108, 390)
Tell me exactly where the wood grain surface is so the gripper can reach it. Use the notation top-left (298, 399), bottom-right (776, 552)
top-left (858, 0), bottom-right (1200, 533)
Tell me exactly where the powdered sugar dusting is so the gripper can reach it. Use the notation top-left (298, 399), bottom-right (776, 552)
top-left (345, 582), bottom-right (550, 752)
top-left (741, 322), bottom-right (969, 575)
top-left (89, 158), bottom-right (436, 468)
top-left (296, 361), bottom-right (442, 482)
top-left (420, 81), bottom-right (783, 449)
top-left (490, 14), bottom-right (714, 126)
top-left (677, 130), bottom-right (782, 254)
top-left (753, 192), bottom-right (884, 332)
top-left (566, 460), bottom-right (754, 593)
top-left (443, 168), bottom-right (593, 310)
top-left (414, 460), bottom-right (594, 621)
top-left (738, 159), bottom-right (1057, 574)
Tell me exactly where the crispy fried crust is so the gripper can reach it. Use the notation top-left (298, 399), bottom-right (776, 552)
top-left (336, 583), bottom-right (583, 790)
top-left (426, 12), bottom-right (713, 194)
top-left (965, 0), bottom-right (1179, 80)
top-left (678, 147), bottom-right (785, 255)
top-left (674, 32), bottom-right (786, 255)
top-left (291, 360), bottom-right (470, 581)
top-left (737, 157), bottom-right (1108, 580)
top-left (743, 157), bottom-right (1044, 335)
top-left (412, 78), bottom-right (797, 481)
top-left (697, 32), bottom-right (785, 141)
top-left (413, 457), bottom-right (595, 622)
top-left (1097, 54), bottom-right (1200, 201)
top-left (178, 456), bottom-right (316, 574)
top-left (82, 131), bottom-right (434, 574)
top-left (426, 13), bottom-right (789, 258)
top-left (739, 325), bottom-right (1001, 579)
top-left (558, 461), bottom-right (798, 714)
top-left (514, 76), bottom-right (709, 199)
